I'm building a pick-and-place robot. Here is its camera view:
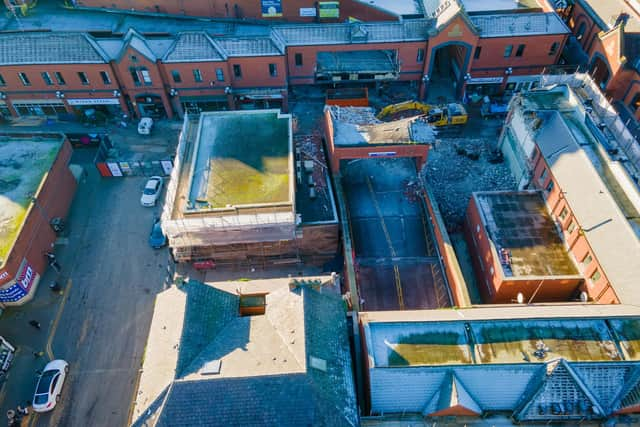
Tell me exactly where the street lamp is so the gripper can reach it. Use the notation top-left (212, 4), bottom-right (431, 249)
top-left (55, 91), bottom-right (65, 99)
top-left (463, 73), bottom-right (472, 81)
top-left (224, 86), bottom-right (233, 95)
top-left (505, 67), bottom-right (513, 75)
top-left (169, 88), bottom-right (178, 97)
top-left (112, 90), bottom-right (121, 97)
top-left (0, 92), bottom-right (6, 100)
top-left (423, 74), bottom-right (430, 83)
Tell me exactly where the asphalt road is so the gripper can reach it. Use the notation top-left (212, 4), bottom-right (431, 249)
top-left (32, 168), bottom-right (172, 427)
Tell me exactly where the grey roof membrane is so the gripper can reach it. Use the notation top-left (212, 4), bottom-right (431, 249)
top-left (0, 33), bottom-right (106, 65)
top-left (470, 12), bottom-right (569, 37)
top-left (164, 32), bottom-right (224, 62)
top-left (215, 37), bottom-right (283, 56)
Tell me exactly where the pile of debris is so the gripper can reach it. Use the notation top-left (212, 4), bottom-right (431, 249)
top-left (330, 106), bottom-right (380, 125)
top-left (424, 137), bottom-right (516, 231)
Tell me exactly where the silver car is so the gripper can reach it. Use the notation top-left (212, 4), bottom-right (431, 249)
top-left (140, 176), bottom-right (164, 207)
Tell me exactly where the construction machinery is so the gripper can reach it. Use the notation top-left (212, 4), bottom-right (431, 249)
top-left (377, 100), bottom-right (468, 126)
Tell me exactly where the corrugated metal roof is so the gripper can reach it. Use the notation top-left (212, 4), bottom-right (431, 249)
top-left (215, 37), bottom-right (283, 57)
top-left (0, 32), bottom-right (106, 65)
top-left (470, 12), bottom-right (570, 37)
top-left (164, 33), bottom-right (224, 63)
top-left (274, 19), bottom-right (433, 46)
top-left (536, 112), bottom-right (640, 305)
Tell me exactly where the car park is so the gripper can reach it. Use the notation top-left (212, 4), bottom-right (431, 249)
top-left (140, 176), bottom-right (163, 207)
top-left (32, 360), bottom-right (69, 413)
top-left (149, 218), bottom-right (167, 249)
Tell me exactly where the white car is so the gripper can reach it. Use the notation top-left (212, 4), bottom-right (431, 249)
top-left (140, 176), bottom-right (164, 207)
top-left (32, 359), bottom-right (69, 413)
top-left (137, 117), bottom-right (154, 135)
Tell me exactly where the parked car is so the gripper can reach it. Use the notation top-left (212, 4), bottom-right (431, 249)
top-left (137, 117), bottom-right (154, 135)
top-left (32, 359), bottom-right (69, 413)
top-left (149, 218), bottom-right (167, 249)
top-left (140, 176), bottom-right (163, 207)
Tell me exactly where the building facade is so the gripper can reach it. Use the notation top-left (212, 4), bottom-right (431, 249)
top-left (0, 1), bottom-right (570, 120)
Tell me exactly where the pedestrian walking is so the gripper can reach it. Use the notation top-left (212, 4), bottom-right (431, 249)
top-left (33, 351), bottom-right (44, 358)
top-left (28, 320), bottom-right (41, 330)
top-left (16, 406), bottom-right (27, 416)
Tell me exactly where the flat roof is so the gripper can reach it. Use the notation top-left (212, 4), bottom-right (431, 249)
top-left (474, 191), bottom-right (579, 277)
top-left (0, 134), bottom-right (63, 265)
top-left (329, 106), bottom-right (435, 147)
top-left (186, 110), bottom-right (293, 212)
top-left (364, 314), bottom-right (636, 367)
top-left (462, 0), bottom-right (543, 13)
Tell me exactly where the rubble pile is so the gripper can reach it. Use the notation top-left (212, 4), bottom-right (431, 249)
top-left (424, 137), bottom-right (516, 231)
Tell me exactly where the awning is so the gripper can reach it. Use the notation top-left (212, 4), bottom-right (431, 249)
top-left (316, 50), bottom-right (398, 75)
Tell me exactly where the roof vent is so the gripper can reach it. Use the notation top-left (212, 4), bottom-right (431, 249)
top-left (533, 340), bottom-right (550, 359)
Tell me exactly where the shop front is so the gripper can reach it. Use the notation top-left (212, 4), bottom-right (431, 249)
top-left (135, 94), bottom-right (167, 118)
top-left (233, 89), bottom-right (285, 111)
top-left (10, 99), bottom-right (66, 117)
top-left (464, 77), bottom-right (504, 100)
top-left (181, 96), bottom-right (228, 115)
top-left (0, 101), bottom-right (10, 120)
top-left (504, 75), bottom-right (540, 94)
top-left (67, 97), bottom-right (123, 124)
top-left (0, 259), bottom-right (40, 305)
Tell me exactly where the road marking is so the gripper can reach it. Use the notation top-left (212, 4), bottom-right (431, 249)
top-left (27, 413), bottom-right (39, 427)
top-left (46, 278), bottom-right (73, 360)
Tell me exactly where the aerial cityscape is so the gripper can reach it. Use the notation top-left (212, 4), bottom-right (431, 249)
top-left (0, 0), bottom-right (639, 426)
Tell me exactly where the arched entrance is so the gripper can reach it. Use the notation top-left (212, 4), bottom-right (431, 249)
top-left (135, 94), bottom-right (167, 119)
top-left (589, 54), bottom-right (611, 90)
top-left (426, 42), bottom-right (472, 102)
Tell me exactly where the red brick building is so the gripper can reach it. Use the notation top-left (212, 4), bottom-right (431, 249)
top-left (560, 0), bottom-right (640, 122)
top-left (0, 134), bottom-right (77, 306)
top-left (0, 2), bottom-right (569, 120)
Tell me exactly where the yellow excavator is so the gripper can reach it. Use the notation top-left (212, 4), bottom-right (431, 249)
top-left (377, 100), bottom-right (468, 126)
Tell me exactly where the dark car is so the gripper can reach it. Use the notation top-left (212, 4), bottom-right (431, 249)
top-left (149, 218), bottom-right (167, 249)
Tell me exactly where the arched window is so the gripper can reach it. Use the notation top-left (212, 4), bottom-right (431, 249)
top-left (630, 92), bottom-right (640, 112)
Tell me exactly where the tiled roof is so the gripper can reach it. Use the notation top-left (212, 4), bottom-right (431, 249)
top-left (274, 19), bottom-right (433, 46)
top-left (470, 12), bottom-right (569, 37)
top-left (0, 32), bottom-right (106, 65)
top-left (164, 32), bottom-right (225, 63)
top-left (215, 37), bottom-right (283, 57)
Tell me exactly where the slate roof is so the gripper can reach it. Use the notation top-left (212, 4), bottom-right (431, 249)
top-left (163, 32), bottom-right (225, 63)
top-left (0, 32), bottom-right (107, 65)
top-left (215, 37), bottom-right (283, 57)
top-left (273, 19), bottom-right (433, 46)
top-left (470, 12), bottom-right (570, 37)
top-left (535, 112), bottom-right (640, 305)
top-left (133, 279), bottom-right (357, 427)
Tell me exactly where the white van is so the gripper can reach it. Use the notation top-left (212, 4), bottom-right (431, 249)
top-left (137, 117), bottom-right (154, 135)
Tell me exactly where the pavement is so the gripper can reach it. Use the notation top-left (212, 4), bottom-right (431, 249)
top-left (0, 119), bottom-right (179, 426)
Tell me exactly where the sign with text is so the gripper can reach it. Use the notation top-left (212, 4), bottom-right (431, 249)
top-left (467, 77), bottom-right (503, 84)
top-left (0, 259), bottom-right (37, 303)
top-left (261, 0), bottom-right (282, 17)
top-left (300, 7), bottom-right (316, 17)
top-left (368, 151), bottom-right (396, 157)
top-left (67, 98), bottom-right (121, 106)
top-left (319, 1), bottom-right (339, 18)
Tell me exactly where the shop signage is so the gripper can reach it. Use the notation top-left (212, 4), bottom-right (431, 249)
top-left (67, 98), bottom-right (121, 106)
top-left (466, 77), bottom-right (504, 84)
top-left (319, 1), bottom-right (339, 18)
top-left (300, 7), bottom-right (316, 16)
top-left (0, 260), bottom-right (36, 303)
top-left (369, 152), bottom-right (396, 157)
top-left (0, 271), bottom-right (8, 281)
top-left (261, 0), bottom-right (282, 17)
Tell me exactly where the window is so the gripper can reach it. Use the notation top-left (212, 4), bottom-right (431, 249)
top-left (294, 53), bottom-right (303, 67)
top-left (54, 72), bottom-right (65, 85)
top-left (582, 253), bottom-right (593, 266)
top-left (171, 70), bottom-right (182, 83)
top-left (590, 269), bottom-right (602, 282)
top-left (539, 167), bottom-right (547, 184)
top-left (192, 69), bottom-right (202, 82)
top-left (77, 72), bottom-right (89, 85)
top-left (549, 42), bottom-right (559, 56)
top-left (504, 45), bottom-right (513, 57)
top-left (630, 93), bottom-right (640, 112)
top-left (140, 69), bottom-right (152, 85)
top-left (215, 68), bottom-right (224, 81)
top-left (545, 180), bottom-right (554, 193)
top-left (567, 221), bottom-right (576, 233)
top-left (233, 64), bottom-right (242, 78)
top-left (559, 207), bottom-right (568, 220)
top-left (576, 22), bottom-right (586, 40)
top-left (100, 71), bottom-right (111, 85)
top-left (18, 72), bottom-right (30, 86)
top-left (515, 44), bottom-right (525, 57)
top-left (130, 68), bottom-right (141, 85)
top-left (130, 55), bottom-right (138, 63)
top-left (416, 48), bottom-right (425, 63)
top-left (474, 46), bottom-right (482, 60)
top-left (0, 73), bottom-right (5, 86)
top-left (269, 63), bottom-right (277, 77)
top-left (41, 72), bottom-right (53, 86)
